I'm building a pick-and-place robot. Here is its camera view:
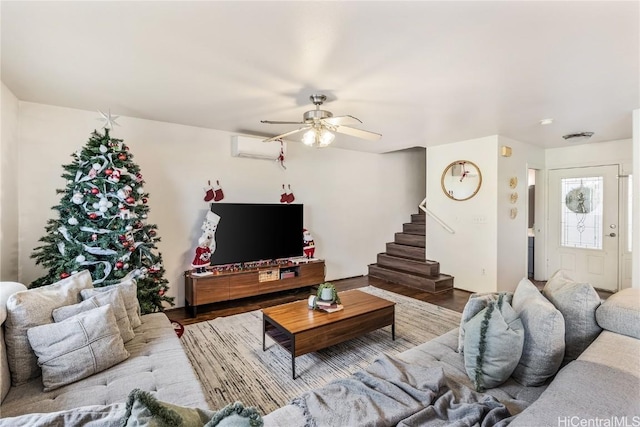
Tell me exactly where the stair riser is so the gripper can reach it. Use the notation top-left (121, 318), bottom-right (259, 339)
top-left (394, 233), bottom-right (425, 248)
top-left (377, 254), bottom-right (439, 276)
top-left (403, 223), bottom-right (425, 235)
top-left (411, 214), bottom-right (425, 224)
top-left (368, 265), bottom-right (453, 293)
top-left (385, 243), bottom-right (425, 260)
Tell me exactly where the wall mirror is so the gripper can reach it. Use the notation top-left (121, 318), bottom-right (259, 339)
top-left (441, 160), bottom-right (482, 201)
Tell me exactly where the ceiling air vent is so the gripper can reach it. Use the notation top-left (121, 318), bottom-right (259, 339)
top-left (562, 132), bottom-right (594, 141)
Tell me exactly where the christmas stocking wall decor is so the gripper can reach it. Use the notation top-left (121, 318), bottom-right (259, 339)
top-left (213, 180), bottom-right (224, 202)
top-left (280, 184), bottom-right (288, 203)
top-left (286, 184), bottom-right (295, 203)
top-left (203, 180), bottom-right (215, 203)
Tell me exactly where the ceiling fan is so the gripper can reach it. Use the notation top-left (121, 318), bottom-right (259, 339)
top-left (261, 94), bottom-right (381, 147)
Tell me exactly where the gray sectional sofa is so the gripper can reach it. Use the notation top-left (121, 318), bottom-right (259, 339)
top-left (263, 280), bottom-right (640, 426)
top-left (1, 272), bottom-right (639, 426)
top-left (0, 277), bottom-right (209, 426)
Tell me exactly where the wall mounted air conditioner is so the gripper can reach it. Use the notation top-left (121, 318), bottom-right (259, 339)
top-left (231, 135), bottom-right (285, 160)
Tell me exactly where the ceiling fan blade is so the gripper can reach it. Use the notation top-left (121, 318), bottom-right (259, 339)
top-left (333, 125), bottom-right (382, 141)
top-left (322, 115), bottom-right (362, 126)
top-left (263, 126), bottom-right (311, 142)
top-left (260, 120), bottom-right (306, 125)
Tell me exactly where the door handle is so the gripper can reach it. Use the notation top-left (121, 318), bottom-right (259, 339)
top-left (608, 233), bottom-right (617, 237)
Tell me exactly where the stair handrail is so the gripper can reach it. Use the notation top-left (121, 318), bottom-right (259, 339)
top-left (419, 198), bottom-right (455, 234)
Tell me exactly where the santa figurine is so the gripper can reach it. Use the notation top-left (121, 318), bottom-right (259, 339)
top-left (191, 233), bottom-right (213, 273)
top-left (303, 229), bottom-right (315, 259)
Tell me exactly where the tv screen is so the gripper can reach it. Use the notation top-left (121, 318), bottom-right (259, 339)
top-left (208, 203), bottom-right (303, 265)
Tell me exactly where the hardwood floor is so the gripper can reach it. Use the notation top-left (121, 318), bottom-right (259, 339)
top-left (165, 275), bottom-right (612, 326)
top-left (165, 275), bottom-right (472, 326)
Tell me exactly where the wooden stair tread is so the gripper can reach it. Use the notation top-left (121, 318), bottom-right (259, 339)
top-left (368, 264), bottom-right (453, 293)
top-left (369, 263), bottom-right (450, 280)
top-left (386, 243), bottom-right (425, 261)
top-left (394, 233), bottom-right (425, 248)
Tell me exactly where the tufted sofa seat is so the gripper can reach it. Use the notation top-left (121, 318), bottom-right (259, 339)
top-left (0, 282), bottom-right (208, 420)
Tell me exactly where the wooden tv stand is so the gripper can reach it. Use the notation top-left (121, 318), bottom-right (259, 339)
top-left (184, 259), bottom-right (325, 317)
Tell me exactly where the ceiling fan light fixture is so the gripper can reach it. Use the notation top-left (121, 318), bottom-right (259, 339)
top-left (319, 129), bottom-right (335, 147)
top-left (302, 129), bottom-right (316, 146)
top-left (301, 127), bottom-right (335, 147)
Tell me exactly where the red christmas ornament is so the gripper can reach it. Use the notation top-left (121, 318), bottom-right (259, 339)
top-left (142, 198), bottom-right (148, 204)
top-left (128, 246), bottom-right (136, 252)
top-left (122, 241), bottom-right (129, 247)
top-left (149, 229), bottom-right (156, 236)
top-left (91, 188), bottom-right (100, 194)
top-left (89, 213), bottom-right (98, 219)
top-left (118, 235), bottom-right (126, 241)
top-left (158, 289), bottom-right (165, 296)
top-left (60, 272), bottom-right (70, 279)
top-left (115, 261), bottom-right (124, 269)
top-left (135, 222), bottom-right (143, 229)
top-left (91, 234), bottom-right (97, 241)
top-left (105, 168), bottom-right (113, 175)
top-left (118, 154), bottom-right (127, 161)
top-left (126, 197), bottom-right (135, 204)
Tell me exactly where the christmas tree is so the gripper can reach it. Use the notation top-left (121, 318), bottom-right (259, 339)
top-left (30, 127), bottom-right (174, 313)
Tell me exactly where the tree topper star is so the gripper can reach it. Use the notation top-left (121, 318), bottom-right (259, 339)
top-left (97, 109), bottom-right (120, 130)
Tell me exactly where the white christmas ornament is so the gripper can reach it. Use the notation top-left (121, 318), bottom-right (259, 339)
top-left (137, 187), bottom-right (144, 194)
top-left (71, 193), bottom-right (84, 204)
top-left (99, 198), bottom-right (109, 206)
top-left (92, 163), bottom-right (102, 170)
top-left (99, 206), bottom-right (108, 213)
top-left (92, 202), bottom-right (100, 209)
top-left (125, 225), bottom-right (133, 231)
top-left (76, 255), bottom-right (86, 263)
top-left (124, 263), bottom-right (129, 270)
top-left (68, 217), bottom-right (79, 226)
top-left (99, 145), bottom-right (108, 153)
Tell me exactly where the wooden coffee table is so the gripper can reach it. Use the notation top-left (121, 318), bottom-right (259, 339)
top-left (262, 289), bottom-right (395, 379)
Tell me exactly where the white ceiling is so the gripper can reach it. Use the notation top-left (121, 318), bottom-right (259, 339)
top-left (2, 1), bottom-right (638, 153)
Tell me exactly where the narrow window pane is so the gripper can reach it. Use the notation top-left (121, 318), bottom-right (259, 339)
top-left (561, 177), bottom-right (603, 249)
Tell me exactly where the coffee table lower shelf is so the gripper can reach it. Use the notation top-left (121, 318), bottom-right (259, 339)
top-left (262, 291), bottom-right (395, 379)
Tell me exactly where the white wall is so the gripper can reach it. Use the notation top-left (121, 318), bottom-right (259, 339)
top-left (426, 136), bottom-right (499, 293)
top-left (496, 136), bottom-right (544, 292)
top-left (16, 102), bottom-right (425, 307)
top-left (0, 83), bottom-right (20, 281)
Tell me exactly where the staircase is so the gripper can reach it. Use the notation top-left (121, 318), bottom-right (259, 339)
top-left (368, 212), bottom-right (454, 293)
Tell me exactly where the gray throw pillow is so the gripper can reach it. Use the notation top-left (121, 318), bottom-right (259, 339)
top-left (543, 270), bottom-right (602, 364)
top-left (53, 287), bottom-right (135, 343)
top-left (27, 304), bottom-right (129, 391)
top-left (4, 270), bottom-right (94, 385)
top-left (458, 292), bottom-right (513, 353)
top-left (596, 288), bottom-right (640, 339)
top-left (82, 279), bottom-right (142, 328)
top-left (511, 278), bottom-right (565, 386)
top-left (463, 294), bottom-right (524, 392)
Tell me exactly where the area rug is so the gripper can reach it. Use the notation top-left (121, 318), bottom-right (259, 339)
top-left (181, 286), bottom-right (461, 415)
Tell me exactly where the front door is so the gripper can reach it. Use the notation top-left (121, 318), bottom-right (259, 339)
top-left (548, 165), bottom-right (619, 291)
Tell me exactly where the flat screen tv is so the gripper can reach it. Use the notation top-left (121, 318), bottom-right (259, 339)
top-left (208, 203), bottom-right (303, 265)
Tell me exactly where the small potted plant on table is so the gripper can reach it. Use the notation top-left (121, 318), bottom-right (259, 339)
top-left (312, 282), bottom-right (342, 310)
